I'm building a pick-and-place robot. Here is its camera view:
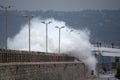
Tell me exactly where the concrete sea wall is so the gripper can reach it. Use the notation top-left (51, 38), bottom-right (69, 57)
top-left (0, 62), bottom-right (86, 80)
top-left (0, 49), bottom-right (74, 63)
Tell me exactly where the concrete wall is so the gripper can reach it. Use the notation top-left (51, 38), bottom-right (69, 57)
top-left (0, 62), bottom-right (86, 80)
top-left (0, 49), bottom-right (74, 63)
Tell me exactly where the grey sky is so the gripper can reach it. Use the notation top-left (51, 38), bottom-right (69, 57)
top-left (0, 0), bottom-right (120, 11)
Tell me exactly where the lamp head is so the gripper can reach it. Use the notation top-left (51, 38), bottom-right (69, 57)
top-left (41, 21), bottom-right (45, 24)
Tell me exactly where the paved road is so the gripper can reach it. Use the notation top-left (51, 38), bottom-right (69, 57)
top-left (97, 77), bottom-right (116, 80)
top-left (89, 77), bottom-right (116, 80)
top-left (88, 72), bottom-right (117, 80)
top-left (98, 72), bottom-right (116, 80)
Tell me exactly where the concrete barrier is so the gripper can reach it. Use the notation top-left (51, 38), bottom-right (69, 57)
top-left (0, 62), bottom-right (86, 80)
top-left (0, 49), bottom-right (74, 63)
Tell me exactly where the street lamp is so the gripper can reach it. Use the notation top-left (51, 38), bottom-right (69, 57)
top-left (41, 21), bottom-right (52, 53)
top-left (55, 26), bottom-right (64, 54)
top-left (23, 15), bottom-right (33, 52)
top-left (96, 42), bottom-right (102, 78)
top-left (0, 5), bottom-right (12, 49)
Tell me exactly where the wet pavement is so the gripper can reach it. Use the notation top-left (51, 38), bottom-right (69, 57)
top-left (88, 71), bottom-right (117, 80)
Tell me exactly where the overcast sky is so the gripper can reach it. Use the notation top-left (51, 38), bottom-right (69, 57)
top-left (0, 0), bottom-right (120, 11)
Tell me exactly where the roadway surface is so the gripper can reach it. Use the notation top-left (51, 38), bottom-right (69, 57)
top-left (89, 71), bottom-right (117, 80)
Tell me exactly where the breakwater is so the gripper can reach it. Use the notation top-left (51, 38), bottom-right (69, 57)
top-left (0, 49), bottom-right (74, 63)
top-left (0, 62), bottom-right (86, 80)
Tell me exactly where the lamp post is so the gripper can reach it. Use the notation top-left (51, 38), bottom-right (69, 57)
top-left (55, 26), bottom-right (64, 54)
top-left (23, 15), bottom-right (33, 52)
top-left (96, 42), bottom-right (102, 78)
top-left (0, 5), bottom-right (12, 49)
top-left (41, 21), bottom-right (52, 53)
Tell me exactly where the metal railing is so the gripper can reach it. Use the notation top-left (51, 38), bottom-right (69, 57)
top-left (91, 43), bottom-right (120, 49)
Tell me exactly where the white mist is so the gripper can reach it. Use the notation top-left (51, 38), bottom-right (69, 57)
top-left (8, 18), bottom-right (97, 73)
